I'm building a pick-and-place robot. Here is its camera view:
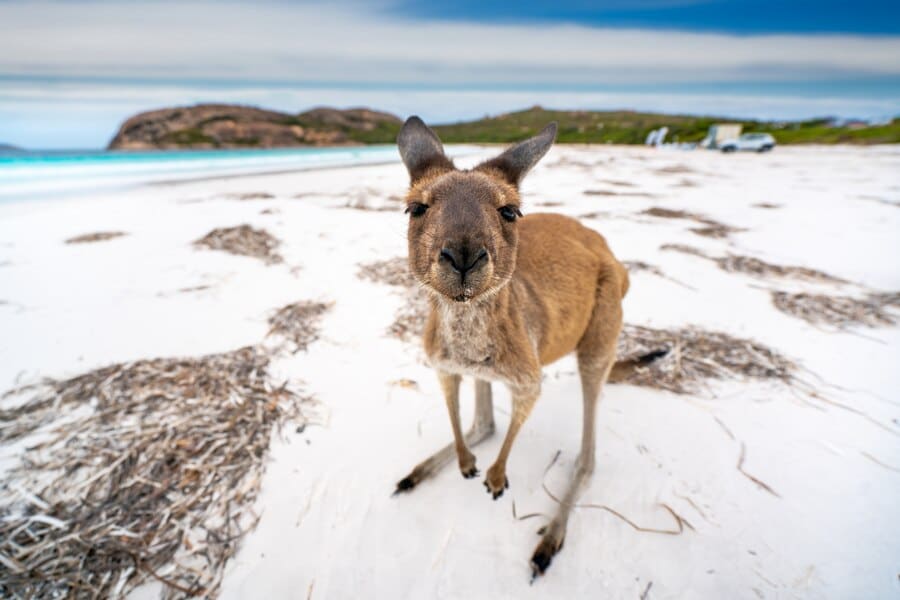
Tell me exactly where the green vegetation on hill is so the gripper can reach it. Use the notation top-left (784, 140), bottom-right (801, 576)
top-left (283, 107), bottom-right (403, 144)
top-left (434, 108), bottom-right (719, 144)
top-left (281, 115), bottom-right (402, 145)
top-left (341, 107), bottom-right (900, 146)
top-left (109, 104), bottom-right (900, 150)
top-left (160, 128), bottom-right (217, 146)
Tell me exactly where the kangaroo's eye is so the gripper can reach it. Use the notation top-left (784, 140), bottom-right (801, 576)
top-left (405, 202), bottom-right (429, 217)
top-left (498, 205), bottom-right (522, 222)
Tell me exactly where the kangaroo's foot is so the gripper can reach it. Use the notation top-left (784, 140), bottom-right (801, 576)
top-left (394, 444), bottom-right (455, 495)
top-left (530, 520), bottom-right (566, 581)
top-left (394, 466), bottom-right (428, 494)
top-left (483, 463), bottom-right (509, 499)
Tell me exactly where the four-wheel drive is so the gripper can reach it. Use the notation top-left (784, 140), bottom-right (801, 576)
top-left (720, 132), bottom-right (776, 153)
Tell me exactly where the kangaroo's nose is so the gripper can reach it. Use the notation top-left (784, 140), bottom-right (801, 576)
top-left (440, 246), bottom-right (488, 278)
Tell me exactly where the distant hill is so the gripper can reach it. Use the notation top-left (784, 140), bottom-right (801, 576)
top-left (108, 104), bottom-right (900, 149)
top-left (0, 143), bottom-right (23, 152)
top-left (107, 105), bottom-right (402, 150)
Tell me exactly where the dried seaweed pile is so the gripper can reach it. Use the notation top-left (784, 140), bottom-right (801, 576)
top-left (65, 231), bottom-right (127, 244)
top-left (655, 164), bottom-right (696, 175)
top-left (621, 259), bottom-right (696, 290)
top-left (578, 211), bottom-right (614, 220)
top-left (547, 156), bottom-right (599, 170)
top-left (0, 347), bottom-right (309, 598)
top-left (343, 188), bottom-right (404, 212)
top-left (357, 258), bottom-right (429, 341)
top-left (660, 244), bottom-right (899, 329)
top-left (389, 293), bottom-right (430, 341)
top-left (583, 189), bottom-right (655, 198)
top-left (228, 192), bottom-right (274, 201)
top-left (641, 207), bottom-right (743, 239)
top-left (659, 243), bottom-right (708, 258)
top-left (194, 225), bottom-right (282, 264)
top-left (621, 260), bottom-right (664, 277)
top-left (639, 207), bottom-right (723, 227)
top-left (600, 179), bottom-right (636, 188)
top-left (661, 243), bottom-right (848, 283)
top-left (690, 224), bottom-right (742, 239)
top-left (267, 300), bottom-right (331, 352)
top-left (357, 258), bottom-right (418, 288)
top-left (719, 256), bottom-right (846, 283)
top-left (612, 325), bottom-right (796, 394)
top-left (871, 291), bottom-right (900, 307)
top-left (771, 291), bottom-right (899, 328)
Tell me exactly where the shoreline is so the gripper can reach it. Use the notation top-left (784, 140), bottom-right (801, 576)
top-left (0, 145), bottom-right (483, 204)
top-left (5, 142), bottom-right (897, 207)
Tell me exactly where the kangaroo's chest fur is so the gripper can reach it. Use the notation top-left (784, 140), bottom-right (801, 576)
top-left (430, 301), bottom-right (497, 374)
top-left (424, 289), bottom-right (541, 388)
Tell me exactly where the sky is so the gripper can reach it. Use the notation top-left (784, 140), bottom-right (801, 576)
top-left (1, 0), bottom-right (898, 149)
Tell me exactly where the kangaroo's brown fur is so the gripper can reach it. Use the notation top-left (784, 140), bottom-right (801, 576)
top-left (393, 117), bottom-right (630, 579)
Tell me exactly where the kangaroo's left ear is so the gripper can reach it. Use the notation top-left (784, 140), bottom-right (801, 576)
top-left (476, 122), bottom-right (557, 187)
top-left (397, 116), bottom-right (455, 184)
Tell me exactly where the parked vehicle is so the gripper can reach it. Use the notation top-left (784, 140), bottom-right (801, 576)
top-left (720, 133), bottom-right (776, 153)
top-left (700, 123), bottom-right (742, 149)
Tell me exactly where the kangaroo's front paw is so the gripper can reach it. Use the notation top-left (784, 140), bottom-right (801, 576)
top-left (483, 464), bottom-right (509, 499)
top-left (459, 449), bottom-right (479, 479)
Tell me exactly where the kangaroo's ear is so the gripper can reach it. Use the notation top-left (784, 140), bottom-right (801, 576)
top-left (476, 122), bottom-right (557, 187)
top-left (397, 116), bottom-right (454, 183)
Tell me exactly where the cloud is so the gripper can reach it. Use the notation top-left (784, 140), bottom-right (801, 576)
top-left (1, 0), bottom-right (899, 85)
top-left (1, 0), bottom-right (898, 147)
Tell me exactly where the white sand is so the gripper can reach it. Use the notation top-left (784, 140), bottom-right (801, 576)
top-left (1, 145), bottom-right (898, 599)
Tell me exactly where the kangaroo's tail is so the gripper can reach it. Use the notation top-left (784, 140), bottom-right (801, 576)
top-left (607, 348), bottom-right (669, 383)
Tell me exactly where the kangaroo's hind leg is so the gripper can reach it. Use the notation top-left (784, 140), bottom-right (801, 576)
top-left (530, 283), bottom-right (622, 578)
top-left (394, 379), bottom-right (495, 494)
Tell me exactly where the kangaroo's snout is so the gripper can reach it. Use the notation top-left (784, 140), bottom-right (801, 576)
top-left (439, 244), bottom-right (488, 281)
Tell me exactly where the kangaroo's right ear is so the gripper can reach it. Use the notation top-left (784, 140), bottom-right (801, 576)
top-left (475, 122), bottom-right (557, 187)
top-left (397, 116), bottom-right (454, 184)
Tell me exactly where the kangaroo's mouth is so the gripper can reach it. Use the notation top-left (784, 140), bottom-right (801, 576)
top-left (426, 260), bottom-right (488, 303)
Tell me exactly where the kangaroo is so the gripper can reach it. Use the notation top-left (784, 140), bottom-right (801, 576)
top-left (393, 117), bottom-right (631, 578)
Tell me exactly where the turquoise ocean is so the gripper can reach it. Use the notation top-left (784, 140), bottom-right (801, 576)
top-left (0, 145), bottom-right (432, 202)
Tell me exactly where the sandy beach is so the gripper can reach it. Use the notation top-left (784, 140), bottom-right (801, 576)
top-left (1, 144), bottom-right (898, 598)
